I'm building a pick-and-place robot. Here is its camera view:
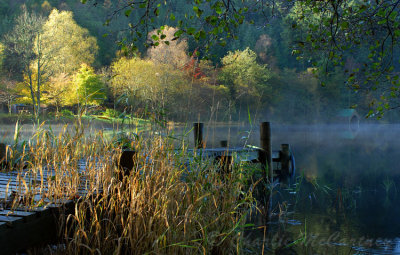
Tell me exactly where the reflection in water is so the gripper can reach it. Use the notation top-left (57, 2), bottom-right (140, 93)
top-left (265, 124), bottom-right (400, 254)
top-left (393, 239), bottom-right (400, 253)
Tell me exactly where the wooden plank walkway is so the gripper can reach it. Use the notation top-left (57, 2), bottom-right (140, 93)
top-left (183, 147), bottom-right (280, 161)
top-left (0, 159), bottom-right (104, 254)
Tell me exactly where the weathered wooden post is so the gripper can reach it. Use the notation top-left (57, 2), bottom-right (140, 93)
top-left (0, 143), bottom-right (6, 162)
top-left (118, 150), bottom-right (136, 180)
top-left (193, 122), bottom-right (204, 149)
top-left (258, 122), bottom-right (272, 225)
top-left (0, 143), bottom-right (7, 168)
top-left (280, 144), bottom-right (290, 176)
top-left (220, 140), bottom-right (228, 148)
top-left (259, 122), bottom-right (272, 181)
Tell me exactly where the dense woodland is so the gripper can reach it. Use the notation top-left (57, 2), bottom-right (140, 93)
top-left (0, 0), bottom-right (396, 123)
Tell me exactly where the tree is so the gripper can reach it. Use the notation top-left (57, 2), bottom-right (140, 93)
top-left (286, 0), bottom-right (400, 117)
top-left (73, 64), bottom-right (106, 114)
top-left (219, 48), bottom-right (272, 114)
top-left (0, 42), bottom-right (19, 114)
top-left (82, 0), bottom-right (251, 54)
top-left (111, 56), bottom-right (163, 112)
top-left (0, 75), bottom-right (19, 114)
top-left (111, 55), bottom-right (192, 119)
top-left (45, 73), bottom-right (72, 114)
top-left (41, 9), bottom-right (98, 75)
top-left (147, 26), bottom-right (189, 69)
top-left (3, 7), bottom-right (46, 120)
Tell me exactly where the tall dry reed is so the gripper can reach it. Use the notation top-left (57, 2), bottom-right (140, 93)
top-left (4, 124), bottom-right (256, 254)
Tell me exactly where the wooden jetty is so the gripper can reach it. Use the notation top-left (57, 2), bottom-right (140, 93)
top-left (0, 159), bottom-right (103, 254)
top-left (190, 122), bottom-right (295, 179)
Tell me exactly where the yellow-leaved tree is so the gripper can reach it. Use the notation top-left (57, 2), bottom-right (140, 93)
top-left (111, 56), bottom-right (189, 119)
top-left (111, 57), bottom-right (160, 112)
top-left (45, 73), bottom-right (72, 113)
top-left (41, 9), bottom-right (98, 75)
top-left (3, 8), bottom-right (99, 119)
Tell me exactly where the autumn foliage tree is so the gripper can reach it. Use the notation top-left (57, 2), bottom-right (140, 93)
top-left (45, 73), bottom-right (72, 113)
top-left (147, 26), bottom-right (189, 69)
top-left (41, 9), bottom-right (98, 75)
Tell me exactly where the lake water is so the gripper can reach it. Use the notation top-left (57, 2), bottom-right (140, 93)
top-left (249, 124), bottom-right (400, 254)
top-left (1, 121), bottom-right (400, 254)
top-left (170, 123), bottom-right (400, 254)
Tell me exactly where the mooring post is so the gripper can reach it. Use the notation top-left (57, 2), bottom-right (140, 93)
top-left (259, 122), bottom-right (272, 181)
top-left (0, 143), bottom-right (6, 162)
top-left (280, 144), bottom-right (290, 176)
top-left (220, 140), bottom-right (228, 148)
top-left (259, 122), bottom-right (272, 225)
top-left (193, 122), bottom-right (204, 149)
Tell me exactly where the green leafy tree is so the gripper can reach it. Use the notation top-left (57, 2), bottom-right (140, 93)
top-left (219, 48), bottom-right (272, 114)
top-left (73, 64), bottom-right (106, 114)
top-left (82, 0), bottom-right (250, 54)
top-left (287, 0), bottom-right (400, 117)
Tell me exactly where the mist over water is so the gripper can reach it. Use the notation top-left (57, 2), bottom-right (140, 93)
top-left (267, 124), bottom-right (400, 254)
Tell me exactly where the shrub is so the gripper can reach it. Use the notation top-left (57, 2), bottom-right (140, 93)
top-left (102, 108), bottom-right (121, 118)
top-left (60, 109), bottom-right (74, 117)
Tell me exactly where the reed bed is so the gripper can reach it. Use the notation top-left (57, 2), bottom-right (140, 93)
top-left (2, 124), bottom-right (257, 254)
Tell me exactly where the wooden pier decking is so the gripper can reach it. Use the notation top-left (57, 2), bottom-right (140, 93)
top-left (0, 159), bottom-right (104, 254)
top-left (191, 122), bottom-right (295, 178)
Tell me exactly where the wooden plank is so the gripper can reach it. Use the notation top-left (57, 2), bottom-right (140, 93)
top-left (0, 175), bottom-right (49, 183)
top-left (0, 206), bottom-right (59, 255)
top-left (0, 210), bottom-right (36, 222)
top-left (0, 173), bottom-right (48, 179)
top-left (0, 215), bottom-right (23, 227)
top-left (0, 157), bottom-right (103, 254)
top-left (0, 180), bottom-right (47, 187)
top-left (15, 206), bottom-right (51, 217)
top-left (0, 186), bottom-right (41, 195)
top-left (46, 199), bottom-right (74, 209)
